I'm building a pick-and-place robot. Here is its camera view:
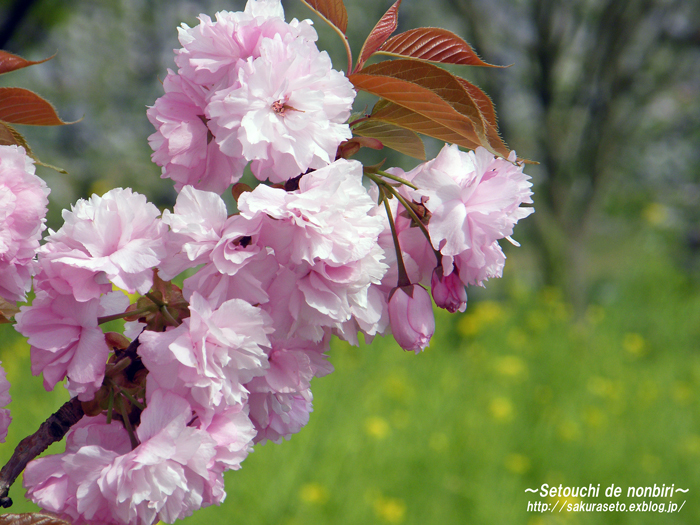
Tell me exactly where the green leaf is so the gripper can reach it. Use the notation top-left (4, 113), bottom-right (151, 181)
top-left (376, 27), bottom-right (504, 67)
top-left (0, 87), bottom-right (77, 126)
top-left (356, 0), bottom-right (401, 72)
top-left (0, 51), bottom-right (54, 76)
top-left (299, 0), bottom-right (348, 34)
top-left (353, 119), bottom-right (425, 159)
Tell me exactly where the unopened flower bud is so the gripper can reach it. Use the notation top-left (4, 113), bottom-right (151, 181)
top-left (431, 266), bottom-right (467, 313)
top-left (388, 284), bottom-right (435, 353)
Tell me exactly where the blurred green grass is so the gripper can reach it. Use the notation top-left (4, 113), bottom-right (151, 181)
top-left (1, 237), bottom-right (699, 525)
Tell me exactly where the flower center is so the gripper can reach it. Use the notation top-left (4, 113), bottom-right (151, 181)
top-left (271, 100), bottom-right (304, 116)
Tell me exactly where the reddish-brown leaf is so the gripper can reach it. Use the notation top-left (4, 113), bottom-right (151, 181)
top-left (370, 99), bottom-right (481, 150)
top-left (454, 77), bottom-right (497, 128)
top-left (0, 121), bottom-right (32, 151)
top-left (0, 513), bottom-right (72, 525)
top-left (353, 119), bottom-right (425, 159)
top-left (356, 0), bottom-right (401, 72)
top-left (300, 0), bottom-right (348, 34)
top-left (0, 88), bottom-right (74, 126)
top-left (377, 27), bottom-right (502, 67)
top-left (0, 51), bottom-right (54, 76)
top-left (350, 60), bottom-right (488, 147)
top-left (0, 297), bottom-right (20, 323)
top-left (454, 77), bottom-right (509, 154)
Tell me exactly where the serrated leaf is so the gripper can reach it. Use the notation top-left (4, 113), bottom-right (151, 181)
top-left (0, 88), bottom-right (76, 126)
top-left (0, 51), bottom-right (54, 76)
top-left (0, 298), bottom-right (20, 323)
top-left (370, 99), bottom-right (480, 149)
top-left (376, 27), bottom-right (502, 67)
top-left (356, 0), bottom-right (401, 72)
top-left (300, 0), bottom-right (348, 34)
top-left (454, 77), bottom-right (509, 153)
top-left (349, 60), bottom-right (490, 150)
top-left (0, 513), bottom-right (72, 525)
top-left (0, 121), bottom-right (32, 153)
top-left (353, 119), bottom-right (425, 159)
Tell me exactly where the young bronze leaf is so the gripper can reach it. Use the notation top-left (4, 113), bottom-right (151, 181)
top-left (0, 121), bottom-right (32, 152)
top-left (0, 298), bottom-right (20, 323)
top-left (351, 60), bottom-right (490, 146)
top-left (349, 71), bottom-right (482, 149)
top-left (0, 88), bottom-right (75, 126)
top-left (454, 77), bottom-right (509, 154)
top-left (0, 51), bottom-right (54, 76)
top-left (356, 0), bottom-right (402, 72)
top-left (454, 77), bottom-right (498, 128)
top-left (376, 27), bottom-right (502, 67)
top-left (300, 0), bottom-right (348, 34)
top-left (0, 514), bottom-right (72, 525)
top-left (370, 99), bottom-right (481, 150)
top-left (353, 119), bottom-right (425, 159)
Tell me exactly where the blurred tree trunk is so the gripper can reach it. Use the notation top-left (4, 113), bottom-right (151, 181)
top-left (444, 0), bottom-right (699, 312)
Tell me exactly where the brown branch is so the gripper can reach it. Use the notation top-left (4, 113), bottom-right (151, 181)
top-left (0, 397), bottom-right (84, 508)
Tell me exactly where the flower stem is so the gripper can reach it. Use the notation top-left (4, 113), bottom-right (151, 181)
top-left (117, 396), bottom-right (139, 450)
top-left (375, 170), bottom-right (418, 190)
top-left (145, 292), bottom-right (165, 307)
top-left (97, 305), bottom-right (154, 325)
top-left (161, 305), bottom-right (180, 327)
top-left (383, 185), bottom-right (441, 263)
top-left (106, 388), bottom-right (114, 424)
top-left (377, 184), bottom-right (411, 288)
top-left (117, 388), bottom-right (145, 411)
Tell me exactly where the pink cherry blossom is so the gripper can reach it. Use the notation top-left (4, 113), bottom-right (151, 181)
top-left (248, 390), bottom-right (313, 444)
top-left (0, 362), bottom-right (11, 443)
top-left (38, 188), bottom-right (166, 298)
top-left (387, 284), bottom-right (435, 353)
top-left (0, 145), bottom-right (50, 302)
top-left (24, 415), bottom-right (132, 525)
top-left (98, 390), bottom-right (219, 525)
top-left (25, 392), bottom-right (222, 525)
top-left (183, 250), bottom-right (279, 308)
top-left (149, 2), bottom-right (319, 192)
top-left (207, 35), bottom-right (355, 183)
top-left (246, 337), bottom-right (333, 396)
top-left (199, 403), bottom-right (256, 472)
top-left (158, 185), bottom-right (229, 280)
top-left (408, 145), bottom-right (534, 286)
top-left (237, 160), bottom-right (388, 342)
top-left (147, 71), bottom-right (246, 193)
top-left (14, 290), bottom-right (129, 399)
top-left (138, 292), bottom-right (272, 421)
top-left (174, 6), bottom-right (316, 87)
top-left (431, 265), bottom-right (468, 313)
top-left (245, 337), bottom-right (331, 443)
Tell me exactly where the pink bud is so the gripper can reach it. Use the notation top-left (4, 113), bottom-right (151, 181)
top-left (431, 266), bottom-right (468, 313)
top-left (388, 284), bottom-right (435, 353)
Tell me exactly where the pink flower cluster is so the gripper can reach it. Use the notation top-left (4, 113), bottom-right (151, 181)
top-left (2, 1), bottom-right (535, 523)
top-left (147, 0), bottom-right (355, 192)
top-left (0, 145), bottom-right (49, 303)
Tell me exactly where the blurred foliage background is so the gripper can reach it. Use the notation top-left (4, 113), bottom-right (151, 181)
top-left (0, 0), bottom-right (699, 523)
